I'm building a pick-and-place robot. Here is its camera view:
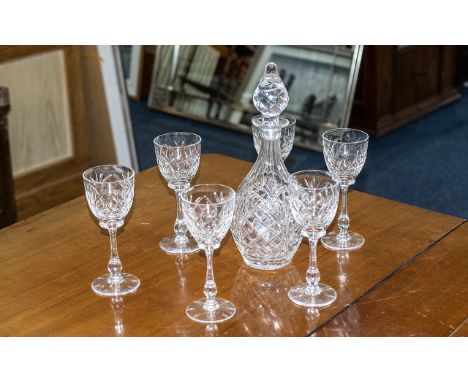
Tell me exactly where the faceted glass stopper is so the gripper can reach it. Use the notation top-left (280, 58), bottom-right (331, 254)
top-left (253, 62), bottom-right (289, 119)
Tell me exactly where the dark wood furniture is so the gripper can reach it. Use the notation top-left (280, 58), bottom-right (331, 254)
top-left (0, 87), bottom-right (16, 228)
top-left (350, 46), bottom-right (460, 137)
top-left (0, 154), bottom-right (466, 336)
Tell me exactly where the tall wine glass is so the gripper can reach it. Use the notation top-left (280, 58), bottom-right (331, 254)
top-left (181, 184), bottom-right (236, 323)
top-left (288, 170), bottom-right (340, 307)
top-left (83, 165), bottom-right (140, 296)
top-left (154, 132), bottom-right (201, 255)
top-left (321, 128), bottom-right (369, 251)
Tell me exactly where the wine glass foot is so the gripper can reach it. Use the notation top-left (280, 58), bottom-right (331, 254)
top-left (321, 231), bottom-right (365, 251)
top-left (288, 283), bottom-right (337, 308)
top-left (91, 273), bottom-right (140, 296)
top-left (159, 235), bottom-right (200, 255)
top-left (186, 298), bottom-right (236, 324)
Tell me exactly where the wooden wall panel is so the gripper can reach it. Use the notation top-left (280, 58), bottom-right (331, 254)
top-left (0, 46), bottom-right (90, 220)
top-left (80, 46), bottom-right (116, 166)
top-left (0, 45), bottom-right (119, 221)
top-left (0, 50), bottom-right (73, 176)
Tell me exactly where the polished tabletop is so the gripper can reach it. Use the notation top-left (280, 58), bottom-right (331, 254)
top-left (0, 154), bottom-right (466, 336)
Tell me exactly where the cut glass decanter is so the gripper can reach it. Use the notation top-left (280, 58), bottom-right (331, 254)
top-left (231, 62), bottom-right (302, 270)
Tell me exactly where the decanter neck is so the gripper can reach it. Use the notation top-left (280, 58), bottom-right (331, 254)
top-left (258, 128), bottom-right (282, 166)
top-left (261, 126), bottom-right (281, 140)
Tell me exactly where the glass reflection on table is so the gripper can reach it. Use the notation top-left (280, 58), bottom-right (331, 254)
top-left (314, 251), bottom-right (361, 336)
top-left (110, 296), bottom-right (125, 336)
top-left (231, 263), bottom-right (305, 336)
top-left (174, 253), bottom-right (191, 290)
top-left (205, 323), bottom-right (219, 336)
top-left (336, 251), bottom-right (350, 288)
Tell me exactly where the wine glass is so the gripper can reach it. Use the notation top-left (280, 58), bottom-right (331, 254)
top-left (181, 184), bottom-right (236, 323)
top-left (252, 114), bottom-right (296, 160)
top-left (321, 128), bottom-right (369, 251)
top-left (154, 132), bottom-right (202, 255)
top-left (287, 170), bottom-right (340, 307)
top-left (83, 165), bottom-right (140, 296)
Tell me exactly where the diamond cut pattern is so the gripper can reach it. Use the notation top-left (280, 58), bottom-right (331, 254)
top-left (231, 173), bottom-right (302, 269)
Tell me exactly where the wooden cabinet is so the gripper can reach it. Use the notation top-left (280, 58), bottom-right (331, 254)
top-left (0, 87), bottom-right (16, 228)
top-left (350, 46), bottom-right (460, 136)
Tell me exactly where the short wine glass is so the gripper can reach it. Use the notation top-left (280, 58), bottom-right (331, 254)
top-left (321, 128), bottom-right (369, 251)
top-left (154, 132), bottom-right (202, 255)
top-left (288, 170), bottom-right (340, 307)
top-left (83, 165), bottom-right (140, 296)
top-left (181, 184), bottom-right (236, 323)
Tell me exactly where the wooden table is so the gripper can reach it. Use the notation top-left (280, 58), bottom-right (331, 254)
top-left (0, 154), bottom-right (466, 336)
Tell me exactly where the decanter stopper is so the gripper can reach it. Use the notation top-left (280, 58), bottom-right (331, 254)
top-left (253, 62), bottom-right (289, 123)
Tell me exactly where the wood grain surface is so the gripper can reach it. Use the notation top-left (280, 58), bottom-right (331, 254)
top-left (0, 154), bottom-right (464, 336)
top-left (314, 222), bottom-right (468, 337)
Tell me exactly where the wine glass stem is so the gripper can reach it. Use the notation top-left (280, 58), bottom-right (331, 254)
top-left (174, 189), bottom-right (189, 244)
top-left (305, 237), bottom-right (321, 295)
top-left (107, 228), bottom-right (123, 284)
top-left (338, 184), bottom-right (350, 240)
top-left (203, 247), bottom-right (219, 311)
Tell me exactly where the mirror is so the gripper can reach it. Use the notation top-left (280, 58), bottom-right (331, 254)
top-left (137, 45), bottom-right (362, 151)
top-left (117, 45), bottom-right (363, 172)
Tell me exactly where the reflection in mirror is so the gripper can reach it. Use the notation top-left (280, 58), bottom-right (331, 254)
top-left (118, 45), bottom-right (363, 171)
top-left (120, 45), bottom-right (144, 100)
top-left (142, 45), bottom-right (362, 151)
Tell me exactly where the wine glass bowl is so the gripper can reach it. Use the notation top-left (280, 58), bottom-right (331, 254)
top-left (182, 185), bottom-right (235, 249)
top-left (321, 128), bottom-right (369, 251)
top-left (154, 132), bottom-right (201, 188)
top-left (322, 128), bottom-right (368, 184)
top-left (154, 132), bottom-right (202, 255)
top-left (83, 165), bottom-right (140, 297)
top-left (287, 170), bottom-right (340, 308)
top-left (83, 165), bottom-right (134, 229)
top-left (289, 170), bottom-right (340, 230)
top-left (181, 184), bottom-right (236, 324)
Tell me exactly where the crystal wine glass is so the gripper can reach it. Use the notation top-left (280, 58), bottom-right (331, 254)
top-left (83, 165), bottom-right (140, 296)
top-left (287, 170), bottom-right (340, 307)
top-left (252, 114), bottom-right (296, 160)
top-left (181, 184), bottom-right (236, 323)
top-left (154, 132), bottom-right (202, 255)
top-left (321, 128), bottom-right (369, 251)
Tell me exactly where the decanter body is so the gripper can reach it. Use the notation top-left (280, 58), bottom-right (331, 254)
top-left (231, 63), bottom-right (302, 270)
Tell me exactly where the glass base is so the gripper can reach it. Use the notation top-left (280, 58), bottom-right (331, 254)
top-left (321, 231), bottom-right (365, 251)
top-left (91, 273), bottom-right (140, 297)
top-left (159, 235), bottom-right (200, 255)
top-left (186, 298), bottom-right (236, 324)
top-left (288, 283), bottom-right (337, 308)
top-left (242, 255), bottom-right (292, 271)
